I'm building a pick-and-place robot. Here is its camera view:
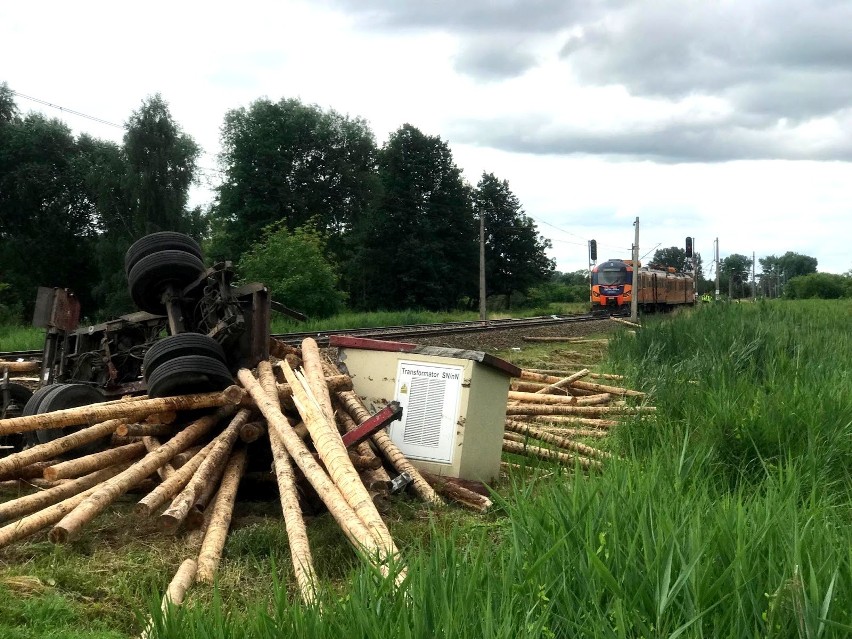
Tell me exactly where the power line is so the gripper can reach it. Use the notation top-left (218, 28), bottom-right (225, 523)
top-left (11, 89), bottom-right (124, 129)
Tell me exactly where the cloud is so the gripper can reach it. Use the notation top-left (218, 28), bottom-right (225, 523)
top-left (329, 0), bottom-right (852, 162)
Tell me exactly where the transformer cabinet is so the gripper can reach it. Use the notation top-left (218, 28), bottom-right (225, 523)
top-left (332, 336), bottom-right (520, 483)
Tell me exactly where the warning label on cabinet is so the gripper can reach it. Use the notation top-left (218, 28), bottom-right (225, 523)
top-left (389, 360), bottom-right (463, 463)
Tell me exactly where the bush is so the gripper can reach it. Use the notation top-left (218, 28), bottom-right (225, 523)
top-left (785, 272), bottom-right (851, 299)
top-left (238, 221), bottom-right (346, 319)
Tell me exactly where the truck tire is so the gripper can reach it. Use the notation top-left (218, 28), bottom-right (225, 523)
top-left (145, 354), bottom-right (233, 398)
top-left (125, 232), bottom-right (203, 275)
top-left (34, 384), bottom-right (108, 455)
top-left (1, 382), bottom-right (33, 454)
top-left (143, 333), bottom-right (227, 377)
top-left (127, 250), bottom-right (206, 313)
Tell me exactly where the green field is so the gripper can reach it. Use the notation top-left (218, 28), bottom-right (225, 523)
top-left (1, 300), bottom-right (850, 638)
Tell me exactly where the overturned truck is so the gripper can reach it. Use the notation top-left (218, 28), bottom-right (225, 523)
top-left (2, 232), bottom-right (300, 455)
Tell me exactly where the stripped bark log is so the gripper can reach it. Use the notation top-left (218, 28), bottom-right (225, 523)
top-left (0, 462), bottom-right (130, 523)
top-left (238, 421), bottom-right (266, 443)
top-left (524, 426), bottom-right (609, 439)
top-left (143, 437), bottom-right (176, 480)
top-left (0, 419), bottom-right (125, 478)
top-left (507, 391), bottom-right (613, 406)
top-left (0, 460), bottom-right (60, 481)
top-left (49, 408), bottom-right (233, 543)
top-left (533, 369), bottom-right (589, 394)
top-left (502, 439), bottom-right (602, 471)
top-left (160, 409), bottom-right (251, 531)
top-left (170, 446), bottom-right (204, 469)
top-left (300, 338), bottom-right (339, 438)
top-left (0, 387), bottom-right (244, 435)
top-left (195, 448), bottom-right (247, 583)
top-left (421, 471), bottom-right (492, 513)
top-left (512, 415), bottom-right (618, 428)
top-left (139, 559), bottom-right (198, 639)
top-left (258, 360), bottom-right (317, 605)
top-left (0, 360), bottom-right (40, 373)
top-left (506, 404), bottom-right (655, 416)
top-left (277, 375), bottom-right (352, 402)
top-left (279, 359), bottom-right (401, 567)
top-left (237, 369), bottom-right (389, 572)
top-left (43, 441), bottom-right (146, 481)
top-left (115, 422), bottom-right (177, 438)
top-left (335, 389), bottom-right (443, 507)
top-left (505, 419), bottom-right (612, 460)
top-left (135, 443), bottom-right (213, 517)
top-left (570, 379), bottom-right (645, 397)
top-left (521, 368), bottom-right (624, 380)
top-left (0, 483), bottom-right (102, 548)
top-left (333, 398), bottom-right (390, 484)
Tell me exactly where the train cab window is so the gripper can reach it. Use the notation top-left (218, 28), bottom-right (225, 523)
top-left (593, 268), bottom-right (630, 286)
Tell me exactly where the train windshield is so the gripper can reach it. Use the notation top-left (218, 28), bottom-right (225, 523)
top-left (594, 268), bottom-right (631, 286)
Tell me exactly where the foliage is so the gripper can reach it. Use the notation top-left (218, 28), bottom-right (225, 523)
top-left (0, 106), bottom-right (100, 317)
top-left (238, 221), bottom-right (345, 318)
top-left (759, 252), bottom-right (818, 298)
top-left (651, 246), bottom-right (704, 278)
top-left (475, 173), bottom-right (554, 307)
top-left (209, 97), bottom-right (379, 267)
top-left (351, 124), bottom-right (477, 311)
top-left (785, 272), bottom-right (852, 299)
top-left (720, 252), bottom-right (753, 299)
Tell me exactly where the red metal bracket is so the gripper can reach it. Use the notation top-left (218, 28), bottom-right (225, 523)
top-left (342, 401), bottom-right (402, 449)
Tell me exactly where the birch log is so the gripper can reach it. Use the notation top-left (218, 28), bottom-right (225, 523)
top-left (0, 462), bottom-right (130, 523)
top-left (43, 441), bottom-right (147, 481)
top-left (195, 448), bottom-right (247, 583)
top-left (280, 361), bottom-right (399, 561)
top-left (0, 418), bottom-right (125, 478)
top-left (237, 369), bottom-right (388, 567)
top-left (135, 442), bottom-right (214, 517)
top-left (505, 419), bottom-right (611, 460)
top-left (335, 389), bottom-right (443, 507)
top-left (159, 409), bottom-right (251, 531)
top-left (258, 360), bottom-right (318, 605)
top-left (49, 408), bottom-right (233, 543)
top-left (0, 387), bottom-right (244, 435)
top-left (502, 439), bottom-right (602, 471)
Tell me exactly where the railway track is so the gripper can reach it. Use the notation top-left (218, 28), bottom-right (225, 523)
top-left (1, 313), bottom-right (602, 360)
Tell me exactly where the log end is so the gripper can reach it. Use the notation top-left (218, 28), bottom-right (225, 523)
top-left (159, 514), bottom-right (182, 533)
top-left (48, 526), bottom-right (69, 544)
top-left (222, 385), bottom-right (246, 405)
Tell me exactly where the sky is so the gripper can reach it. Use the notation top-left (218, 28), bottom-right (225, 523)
top-left (2, 0), bottom-right (850, 276)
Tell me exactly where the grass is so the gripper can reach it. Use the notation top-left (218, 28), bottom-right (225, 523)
top-left (2, 300), bottom-right (850, 637)
top-left (0, 325), bottom-right (44, 352)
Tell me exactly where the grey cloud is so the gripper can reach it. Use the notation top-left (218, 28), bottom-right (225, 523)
top-left (326, 0), bottom-right (606, 34)
top-left (453, 37), bottom-right (538, 81)
top-left (448, 113), bottom-right (852, 163)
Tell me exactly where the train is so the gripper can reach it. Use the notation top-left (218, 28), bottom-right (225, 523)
top-left (590, 259), bottom-right (696, 315)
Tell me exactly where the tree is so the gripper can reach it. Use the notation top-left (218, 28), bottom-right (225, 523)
top-left (209, 98), bottom-right (379, 266)
top-left (0, 82), bottom-right (17, 123)
top-left (721, 254), bottom-right (753, 299)
top-left (238, 221), bottom-right (345, 318)
top-left (352, 124), bottom-right (477, 310)
top-left (785, 273), bottom-right (851, 299)
top-left (759, 252), bottom-right (818, 298)
top-left (0, 107), bottom-right (100, 317)
top-left (778, 252), bottom-right (818, 279)
top-left (475, 173), bottom-right (554, 307)
top-left (123, 94), bottom-right (200, 238)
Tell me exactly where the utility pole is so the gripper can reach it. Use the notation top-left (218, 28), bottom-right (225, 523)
top-left (752, 252), bottom-right (756, 301)
top-left (714, 237), bottom-right (720, 301)
top-left (479, 212), bottom-right (487, 321)
top-left (630, 217), bottom-right (639, 322)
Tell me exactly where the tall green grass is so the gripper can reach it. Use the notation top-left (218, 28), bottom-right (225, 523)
top-left (0, 325), bottom-right (44, 352)
top-left (144, 300), bottom-right (851, 638)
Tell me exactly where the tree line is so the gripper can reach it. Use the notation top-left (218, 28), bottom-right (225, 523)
top-left (0, 85), bottom-right (554, 322)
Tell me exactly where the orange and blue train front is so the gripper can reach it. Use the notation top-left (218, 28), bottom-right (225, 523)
top-left (590, 259), bottom-right (633, 314)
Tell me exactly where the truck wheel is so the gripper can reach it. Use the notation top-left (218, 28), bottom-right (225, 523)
top-left (145, 354), bottom-right (234, 398)
top-left (127, 250), bottom-right (206, 313)
top-left (125, 232), bottom-right (203, 275)
top-left (143, 333), bottom-right (227, 377)
top-left (30, 384), bottom-right (108, 456)
top-left (1, 383), bottom-right (33, 454)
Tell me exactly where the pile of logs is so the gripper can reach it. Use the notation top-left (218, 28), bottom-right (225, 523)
top-left (502, 367), bottom-right (653, 471)
top-left (0, 338), bottom-right (499, 620)
top-left (0, 343), bottom-right (649, 624)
